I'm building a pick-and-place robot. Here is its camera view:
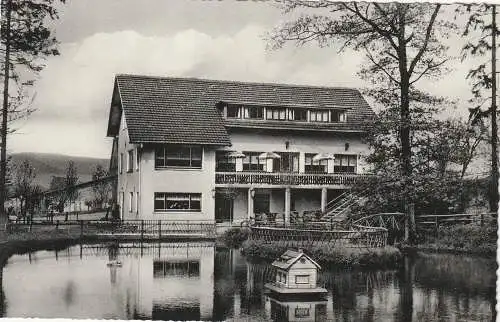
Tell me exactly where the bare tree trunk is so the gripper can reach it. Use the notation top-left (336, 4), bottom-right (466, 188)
top-left (0, 0), bottom-right (12, 218)
top-left (490, 5), bottom-right (499, 213)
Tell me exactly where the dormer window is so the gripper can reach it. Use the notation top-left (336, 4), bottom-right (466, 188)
top-left (310, 109), bottom-right (329, 122)
top-left (243, 106), bottom-right (263, 119)
top-left (331, 110), bottom-right (346, 122)
top-left (266, 107), bottom-right (286, 120)
top-left (288, 108), bottom-right (308, 121)
top-left (227, 105), bottom-right (240, 118)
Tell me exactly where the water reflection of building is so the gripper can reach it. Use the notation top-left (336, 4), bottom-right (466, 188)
top-left (264, 295), bottom-right (328, 322)
top-left (134, 242), bottom-right (214, 321)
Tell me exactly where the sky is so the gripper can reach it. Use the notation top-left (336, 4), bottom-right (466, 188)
top-left (7, 0), bottom-right (485, 159)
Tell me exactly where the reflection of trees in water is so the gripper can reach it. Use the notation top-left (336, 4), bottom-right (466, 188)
top-left (63, 281), bottom-right (76, 308)
top-left (413, 253), bottom-right (496, 298)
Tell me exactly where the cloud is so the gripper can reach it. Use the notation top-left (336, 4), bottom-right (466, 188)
top-left (9, 22), bottom-right (475, 158)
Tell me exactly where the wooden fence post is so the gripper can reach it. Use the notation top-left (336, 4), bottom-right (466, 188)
top-left (56, 220), bottom-right (59, 230)
top-left (29, 219), bottom-right (33, 232)
top-left (80, 220), bottom-right (83, 239)
top-left (141, 220), bottom-right (144, 240)
top-left (480, 213), bottom-right (484, 226)
top-left (158, 220), bottom-right (161, 239)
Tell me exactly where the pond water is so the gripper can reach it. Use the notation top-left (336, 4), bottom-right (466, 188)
top-left (0, 242), bottom-right (495, 321)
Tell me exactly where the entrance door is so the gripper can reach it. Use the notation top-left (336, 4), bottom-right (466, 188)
top-left (215, 197), bottom-right (234, 223)
top-left (254, 193), bottom-right (270, 214)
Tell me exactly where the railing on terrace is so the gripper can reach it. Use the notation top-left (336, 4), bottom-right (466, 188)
top-left (6, 219), bottom-right (217, 240)
top-left (416, 213), bottom-right (496, 230)
top-left (215, 171), bottom-right (368, 186)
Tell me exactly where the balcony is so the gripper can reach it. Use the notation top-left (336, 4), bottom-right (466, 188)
top-left (215, 171), bottom-right (367, 187)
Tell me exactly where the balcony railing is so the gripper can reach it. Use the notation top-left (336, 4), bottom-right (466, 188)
top-left (215, 171), bottom-right (367, 186)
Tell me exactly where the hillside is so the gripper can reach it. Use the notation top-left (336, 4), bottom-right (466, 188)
top-left (9, 152), bottom-right (109, 190)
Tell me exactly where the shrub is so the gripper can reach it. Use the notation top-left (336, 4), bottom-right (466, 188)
top-left (222, 228), bottom-right (250, 248)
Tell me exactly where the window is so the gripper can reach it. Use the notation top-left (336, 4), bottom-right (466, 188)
top-left (119, 153), bottom-right (124, 174)
top-left (288, 108), bottom-right (308, 121)
top-left (334, 154), bottom-right (357, 173)
top-left (305, 153), bottom-right (327, 173)
top-left (127, 150), bottom-right (134, 172)
top-left (135, 148), bottom-right (140, 171)
top-left (227, 105), bottom-right (240, 118)
top-left (216, 151), bottom-right (236, 172)
top-left (155, 145), bottom-right (202, 168)
top-left (295, 275), bottom-right (310, 284)
top-left (273, 152), bottom-right (299, 172)
top-left (266, 107), bottom-right (287, 120)
top-left (154, 193), bottom-right (202, 212)
top-left (129, 192), bottom-right (133, 212)
top-left (331, 110), bottom-right (346, 122)
top-left (310, 109), bottom-right (329, 122)
top-left (243, 151), bottom-right (264, 171)
top-left (243, 106), bottom-right (263, 119)
top-left (136, 192), bottom-right (139, 213)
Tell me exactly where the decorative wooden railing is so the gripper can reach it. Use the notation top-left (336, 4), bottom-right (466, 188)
top-left (215, 171), bottom-right (367, 186)
top-left (249, 226), bottom-right (387, 248)
top-left (416, 213), bottom-right (496, 229)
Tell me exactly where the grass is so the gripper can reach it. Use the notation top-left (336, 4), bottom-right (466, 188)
top-left (240, 239), bottom-right (402, 269)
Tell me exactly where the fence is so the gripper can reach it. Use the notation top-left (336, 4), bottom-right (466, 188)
top-left (6, 219), bottom-right (217, 240)
top-left (416, 213), bottom-right (496, 231)
top-left (249, 226), bottom-right (388, 248)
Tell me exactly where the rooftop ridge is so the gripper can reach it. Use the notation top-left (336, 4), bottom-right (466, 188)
top-left (115, 73), bottom-right (362, 92)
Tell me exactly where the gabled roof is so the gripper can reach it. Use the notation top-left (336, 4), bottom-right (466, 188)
top-left (271, 249), bottom-right (321, 271)
top-left (106, 74), bottom-right (375, 144)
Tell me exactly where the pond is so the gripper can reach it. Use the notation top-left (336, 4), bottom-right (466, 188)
top-left (0, 242), bottom-right (495, 321)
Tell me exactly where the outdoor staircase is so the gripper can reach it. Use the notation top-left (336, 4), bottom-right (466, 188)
top-left (320, 190), bottom-right (368, 222)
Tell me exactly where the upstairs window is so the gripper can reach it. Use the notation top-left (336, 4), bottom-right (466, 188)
top-left (127, 150), bottom-right (134, 172)
top-left (305, 153), bottom-right (327, 173)
top-left (154, 193), bottom-right (202, 212)
top-left (216, 151), bottom-right (236, 172)
top-left (155, 145), bottom-right (202, 168)
top-left (310, 109), bottom-right (329, 122)
top-left (334, 154), bottom-right (357, 173)
top-left (226, 105), bottom-right (240, 118)
top-left (243, 151), bottom-right (265, 171)
top-left (266, 107), bottom-right (287, 121)
top-left (331, 110), bottom-right (346, 122)
top-left (243, 106), bottom-right (264, 119)
top-left (288, 108), bottom-right (308, 121)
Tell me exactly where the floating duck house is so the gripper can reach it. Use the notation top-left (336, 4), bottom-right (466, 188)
top-left (265, 249), bottom-right (327, 295)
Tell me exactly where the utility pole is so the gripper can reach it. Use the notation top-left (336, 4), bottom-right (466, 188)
top-left (1, 0), bottom-right (13, 217)
top-left (491, 5), bottom-right (499, 213)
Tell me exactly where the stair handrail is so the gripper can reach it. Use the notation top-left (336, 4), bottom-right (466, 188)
top-left (323, 191), bottom-right (351, 213)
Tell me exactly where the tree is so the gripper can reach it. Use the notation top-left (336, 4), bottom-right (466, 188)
top-left (269, 2), bottom-right (453, 238)
top-left (49, 175), bottom-right (66, 212)
top-left (460, 4), bottom-right (499, 213)
top-left (91, 164), bottom-right (111, 210)
top-left (11, 159), bottom-right (37, 218)
top-left (65, 161), bottom-right (79, 211)
top-left (0, 0), bottom-right (65, 216)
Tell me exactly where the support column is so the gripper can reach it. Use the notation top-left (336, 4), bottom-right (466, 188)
top-left (321, 187), bottom-right (328, 213)
top-left (247, 188), bottom-right (254, 219)
top-left (327, 158), bottom-right (335, 174)
top-left (299, 152), bottom-right (305, 173)
top-left (285, 187), bottom-right (291, 226)
top-left (235, 157), bottom-right (243, 172)
top-left (266, 159), bottom-right (273, 172)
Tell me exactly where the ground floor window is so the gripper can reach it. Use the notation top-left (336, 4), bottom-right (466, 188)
top-left (254, 193), bottom-right (270, 214)
top-left (334, 154), bottom-right (357, 173)
top-left (154, 193), bottom-right (202, 212)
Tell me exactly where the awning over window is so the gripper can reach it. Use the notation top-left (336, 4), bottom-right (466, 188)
top-left (313, 153), bottom-right (335, 161)
top-left (227, 151), bottom-right (246, 159)
top-left (258, 152), bottom-right (281, 160)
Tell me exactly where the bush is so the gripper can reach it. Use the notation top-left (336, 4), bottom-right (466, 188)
top-left (419, 223), bottom-right (497, 255)
top-left (240, 239), bottom-right (402, 269)
top-left (222, 228), bottom-right (250, 248)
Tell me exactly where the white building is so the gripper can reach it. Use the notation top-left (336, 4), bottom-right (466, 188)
top-left (106, 74), bottom-right (374, 224)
